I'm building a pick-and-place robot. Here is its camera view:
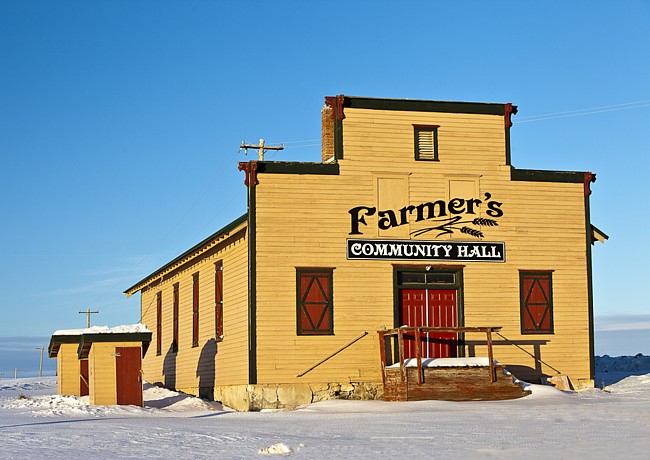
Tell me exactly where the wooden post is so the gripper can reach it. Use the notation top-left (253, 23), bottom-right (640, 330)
top-left (397, 328), bottom-right (406, 384)
top-left (240, 139), bottom-right (284, 161)
top-left (35, 346), bottom-right (45, 377)
top-left (415, 327), bottom-right (423, 384)
top-left (378, 331), bottom-right (387, 387)
top-left (78, 308), bottom-right (99, 328)
top-left (487, 329), bottom-right (496, 383)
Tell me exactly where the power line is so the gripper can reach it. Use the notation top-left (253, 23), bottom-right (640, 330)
top-left (91, 135), bottom-right (322, 314)
top-left (275, 138), bottom-right (320, 144)
top-left (281, 143), bottom-right (321, 149)
top-left (86, 148), bottom-right (245, 311)
top-left (517, 100), bottom-right (650, 123)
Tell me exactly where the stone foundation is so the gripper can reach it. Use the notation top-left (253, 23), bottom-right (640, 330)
top-left (211, 381), bottom-right (383, 412)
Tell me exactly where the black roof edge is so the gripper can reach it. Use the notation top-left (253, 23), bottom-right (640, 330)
top-left (77, 332), bottom-right (152, 359)
top-left (257, 161), bottom-right (340, 175)
top-left (591, 224), bottom-right (610, 241)
top-left (342, 96), bottom-right (511, 116)
top-left (124, 213), bottom-right (248, 295)
top-left (79, 332), bottom-right (152, 344)
top-left (511, 168), bottom-right (585, 183)
top-left (48, 334), bottom-right (82, 357)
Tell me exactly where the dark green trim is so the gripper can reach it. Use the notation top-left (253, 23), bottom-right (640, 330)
top-left (519, 271), bottom-right (555, 335)
top-left (77, 332), bottom-right (152, 359)
top-left (591, 224), bottom-right (609, 242)
top-left (78, 332), bottom-right (152, 344)
top-left (392, 266), bottom-right (465, 357)
top-left (505, 126), bottom-right (512, 166)
top-left (511, 168), bottom-right (585, 183)
top-left (344, 96), bottom-right (508, 116)
top-left (413, 125), bottom-right (440, 161)
top-left (48, 335), bottom-right (82, 358)
top-left (585, 194), bottom-right (596, 381)
top-left (247, 184), bottom-right (258, 385)
top-left (334, 118), bottom-right (343, 160)
top-left (295, 268), bottom-right (335, 336)
top-left (124, 214), bottom-right (248, 295)
top-left (257, 162), bottom-right (339, 175)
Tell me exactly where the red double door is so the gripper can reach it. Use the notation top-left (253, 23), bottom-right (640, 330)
top-left (400, 289), bottom-right (458, 358)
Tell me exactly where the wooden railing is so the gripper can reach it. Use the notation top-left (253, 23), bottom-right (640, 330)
top-left (378, 326), bottom-right (502, 384)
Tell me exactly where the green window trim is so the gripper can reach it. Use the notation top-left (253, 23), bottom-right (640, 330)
top-left (215, 261), bottom-right (224, 341)
top-left (172, 282), bottom-right (179, 352)
top-left (192, 272), bottom-right (199, 347)
top-left (296, 268), bottom-right (334, 336)
top-left (520, 270), bottom-right (554, 334)
top-left (156, 291), bottom-right (162, 356)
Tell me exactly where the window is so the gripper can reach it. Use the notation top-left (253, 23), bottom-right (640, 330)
top-left (156, 291), bottom-right (162, 356)
top-left (215, 261), bottom-right (223, 341)
top-left (520, 271), bottom-right (554, 334)
top-left (172, 282), bottom-right (179, 352)
top-left (414, 124), bottom-right (439, 161)
top-left (297, 268), bottom-right (334, 335)
top-left (192, 273), bottom-right (199, 347)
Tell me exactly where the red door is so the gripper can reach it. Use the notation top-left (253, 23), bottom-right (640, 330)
top-left (80, 359), bottom-right (89, 396)
top-left (400, 289), bottom-right (457, 358)
top-left (427, 289), bottom-right (458, 358)
top-left (115, 347), bottom-right (143, 406)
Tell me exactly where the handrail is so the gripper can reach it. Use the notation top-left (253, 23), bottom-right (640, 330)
top-left (379, 326), bottom-right (501, 383)
top-left (296, 331), bottom-right (369, 378)
top-left (495, 331), bottom-right (562, 374)
top-left (381, 326), bottom-right (502, 335)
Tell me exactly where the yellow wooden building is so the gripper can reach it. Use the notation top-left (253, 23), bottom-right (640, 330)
top-left (48, 337), bottom-right (88, 397)
top-left (125, 95), bottom-right (605, 410)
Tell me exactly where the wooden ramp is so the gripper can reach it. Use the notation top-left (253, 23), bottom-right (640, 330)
top-left (379, 327), bottom-right (530, 402)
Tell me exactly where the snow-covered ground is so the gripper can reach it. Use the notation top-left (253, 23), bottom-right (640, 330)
top-left (1, 356), bottom-right (649, 459)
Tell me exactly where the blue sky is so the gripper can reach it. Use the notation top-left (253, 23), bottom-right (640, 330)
top-left (1, 1), bottom-right (649, 355)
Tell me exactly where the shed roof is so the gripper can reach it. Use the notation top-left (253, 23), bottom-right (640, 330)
top-left (49, 324), bottom-right (152, 358)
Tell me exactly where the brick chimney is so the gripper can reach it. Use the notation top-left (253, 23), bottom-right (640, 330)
top-left (321, 103), bottom-right (334, 163)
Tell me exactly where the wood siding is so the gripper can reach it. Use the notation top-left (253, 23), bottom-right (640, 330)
top-left (88, 341), bottom-right (142, 405)
top-left (140, 223), bottom-right (249, 394)
top-left (253, 107), bottom-right (591, 386)
top-left (56, 343), bottom-right (81, 396)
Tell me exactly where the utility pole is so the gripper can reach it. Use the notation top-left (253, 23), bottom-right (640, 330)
top-left (79, 308), bottom-right (99, 328)
top-left (12, 368), bottom-right (19, 379)
top-left (35, 346), bottom-right (45, 378)
top-left (240, 138), bottom-right (284, 161)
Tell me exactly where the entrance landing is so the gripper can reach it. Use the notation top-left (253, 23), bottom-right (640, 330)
top-left (379, 327), bottom-right (530, 401)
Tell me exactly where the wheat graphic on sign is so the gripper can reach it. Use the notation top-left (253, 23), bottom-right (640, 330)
top-left (410, 216), bottom-right (499, 239)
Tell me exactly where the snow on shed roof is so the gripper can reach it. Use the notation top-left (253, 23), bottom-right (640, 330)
top-left (52, 324), bottom-right (151, 337)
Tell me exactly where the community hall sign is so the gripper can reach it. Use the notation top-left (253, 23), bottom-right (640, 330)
top-left (346, 193), bottom-right (505, 262)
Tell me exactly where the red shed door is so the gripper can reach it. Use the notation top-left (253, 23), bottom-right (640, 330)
top-left (400, 289), bottom-right (457, 358)
top-left (80, 359), bottom-right (89, 396)
top-left (115, 347), bottom-right (143, 406)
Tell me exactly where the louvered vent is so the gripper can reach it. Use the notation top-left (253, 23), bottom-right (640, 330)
top-left (417, 130), bottom-right (436, 159)
top-left (414, 125), bottom-right (439, 161)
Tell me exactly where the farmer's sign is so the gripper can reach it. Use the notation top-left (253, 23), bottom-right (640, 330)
top-left (347, 239), bottom-right (505, 262)
top-left (348, 192), bottom-right (503, 238)
top-left (346, 193), bottom-right (505, 262)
